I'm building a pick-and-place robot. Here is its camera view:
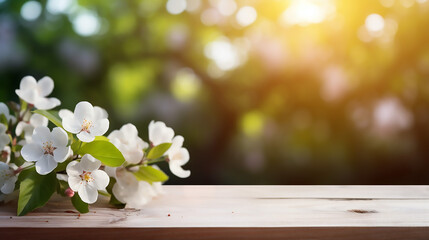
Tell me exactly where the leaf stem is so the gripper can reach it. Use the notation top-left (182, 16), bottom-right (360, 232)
top-left (147, 157), bottom-right (167, 165)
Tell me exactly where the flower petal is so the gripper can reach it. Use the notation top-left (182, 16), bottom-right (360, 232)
top-left (31, 126), bottom-right (51, 144)
top-left (167, 135), bottom-right (184, 155)
top-left (15, 122), bottom-right (29, 137)
top-left (149, 121), bottom-right (174, 146)
top-left (19, 76), bottom-right (38, 90)
top-left (53, 147), bottom-right (70, 163)
top-left (91, 170), bottom-right (109, 190)
top-left (107, 130), bottom-right (122, 143)
top-left (112, 184), bottom-right (127, 204)
top-left (169, 147), bottom-right (190, 165)
top-left (0, 133), bottom-right (10, 150)
top-left (62, 116), bottom-right (81, 134)
top-left (124, 149), bottom-right (143, 164)
top-left (51, 127), bottom-right (68, 147)
top-left (93, 106), bottom-right (108, 119)
top-left (37, 76), bottom-right (54, 97)
top-left (29, 113), bottom-right (48, 127)
top-left (74, 101), bottom-right (94, 122)
top-left (34, 97), bottom-right (61, 110)
top-left (68, 175), bottom-right (82, 192)
top-left (77, 131), bottom-right (95, 142)
top-left (66, 161), bottom-right (83, 177)
top-left (103, 166), bottom-right (117, 178)
top-left (78, 184), bottom-right (98, 204)
top-left (121, 123), bottom-right (138, 137)
top-left (1, 175), bottom-right (17, 194)
top-left (169, 162), bottom-right (191, 178)
top-left (115, 167), bottom-right (138, 187)
top-left (56, 173), bottom-right (68, 182)
top-left (16, 89), bottom-right (37, 104)
top-left (137, 138), bottom-right (149, 150)
top-left (35, 155), bottom-right (58, 175)
top-left (16, 76), bottom-right (38, 103)
top-left (80, 154), bottom-right (101, 171)
top-left (59, 109), bottom-right (74, 120)
top-left (21, 143), bottom-right (43, 162)
top-left (91, 118), bottom-right (109, 136)
top-left (0, 103), bottom-right (9, 117)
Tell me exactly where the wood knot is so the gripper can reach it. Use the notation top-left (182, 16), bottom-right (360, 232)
top-left (348, 209), bottom-right (378, 214)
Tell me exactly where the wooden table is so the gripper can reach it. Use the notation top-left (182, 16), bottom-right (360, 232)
top-left (1, 186), bottom-right (429, 239)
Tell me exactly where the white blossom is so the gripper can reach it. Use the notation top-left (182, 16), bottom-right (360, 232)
top-left (108, 124), bottom-right (148, 164)
top-left (0, 162), bottom-right (17, 194)
top-left (166, 136), bottom-right (190, 178)
top-left (148, 120), bottom-right (174, 146)
top-left (15, 113), bottom-right (49, 143)
top-left (15, 76), bottom-right (61, 110)
top-left (66, 154), bottom-right (109, 204)
top-left (0, 124), bottom-right (10, 151)
top-left (60, 101), bottom-right (109, 142)
top-left (112, 167), bottom-right (159, 209)
top-left (0, 102), bottom-right (16, 124)
top-left (21, 126), bottom-right (71, 175)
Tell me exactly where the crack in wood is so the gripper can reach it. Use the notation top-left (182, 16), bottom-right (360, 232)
top-left (347, 209), bottom-right (378, 214)
top-left (108, 217), bottom-right (127, 224)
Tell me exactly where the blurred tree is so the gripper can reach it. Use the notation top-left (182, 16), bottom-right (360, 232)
top-left (1, 0), bottom-right (429, 184)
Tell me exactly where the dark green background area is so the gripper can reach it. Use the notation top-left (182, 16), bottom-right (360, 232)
top-left (1, 0), bottom-right (429, 185)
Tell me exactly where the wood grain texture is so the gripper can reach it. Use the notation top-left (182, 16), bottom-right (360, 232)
top-left (1, 186), bottom-right (429, 239)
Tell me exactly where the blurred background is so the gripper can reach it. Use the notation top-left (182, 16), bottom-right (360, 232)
top-left (1, 0), bottom-right (429, 185)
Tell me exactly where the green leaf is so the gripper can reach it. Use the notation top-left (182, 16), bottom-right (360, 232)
top-left (20, 99), bottom-right (28, 112)
top-left (77, 140), bottom-right (125, 167)
top-left (71, 194), bottom-right (89, 213)
top-left (71, 138), bottom-right (82, 153)
top-left (133, 165), bottom-right (168, 183)
top-left (17, 169), bottom-right (56, 216)
top-left (33, 110), bottom-right (62, 128)
top-left (146, 143), bottom-right (172, 160)
top-left (55, 159), bottom-right (72, 172)
top-left (0, 113), bottom-right (8, 128)
top-left (93, 136), bottom-right (109, 142)
top-left (72, 136), bottom-right (109, 153)
top-left (10, 155), bottom-right (26, 167)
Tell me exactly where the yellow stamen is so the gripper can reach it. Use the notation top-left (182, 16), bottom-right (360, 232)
top-left (43, 141), bottom-right (57, 156)
top-left (80, 171), bottom-right (94, 182)
top-left (81, 119), bottom-right (92, 133)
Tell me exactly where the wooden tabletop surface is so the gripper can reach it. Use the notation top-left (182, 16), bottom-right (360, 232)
top-left (1, 185), bottom-right (429, 239)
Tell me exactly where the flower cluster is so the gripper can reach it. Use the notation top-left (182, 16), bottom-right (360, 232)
top-left (0, 76), bottom-right (190, 215)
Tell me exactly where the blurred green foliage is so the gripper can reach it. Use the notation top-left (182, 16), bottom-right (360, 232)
top-left (1, 0), bottom-right (429, 184)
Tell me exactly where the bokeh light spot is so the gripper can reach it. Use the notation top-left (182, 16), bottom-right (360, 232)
top-left (365, 14), bottom-right (385, 32)
top-left (46, 0), bottom-right (73, 15)
top-left (236, 6), bottom-right (257, 27)
top-left (186, 0), bottom-right (201, 12)
top-left (20, 1), bottom-right (42, 21)
top-left (166, 0), bottom-right (187, 15)
top-left (71, 10), bottom-right (101, 37)
top-left (171, 68), bottom-right (201, 102)
top-left (204, 37), bottom-right (240, 71)
top-left (280, 0), bottom-right (335, 26)
top-left (217, 0), bottom-right (237, 16)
